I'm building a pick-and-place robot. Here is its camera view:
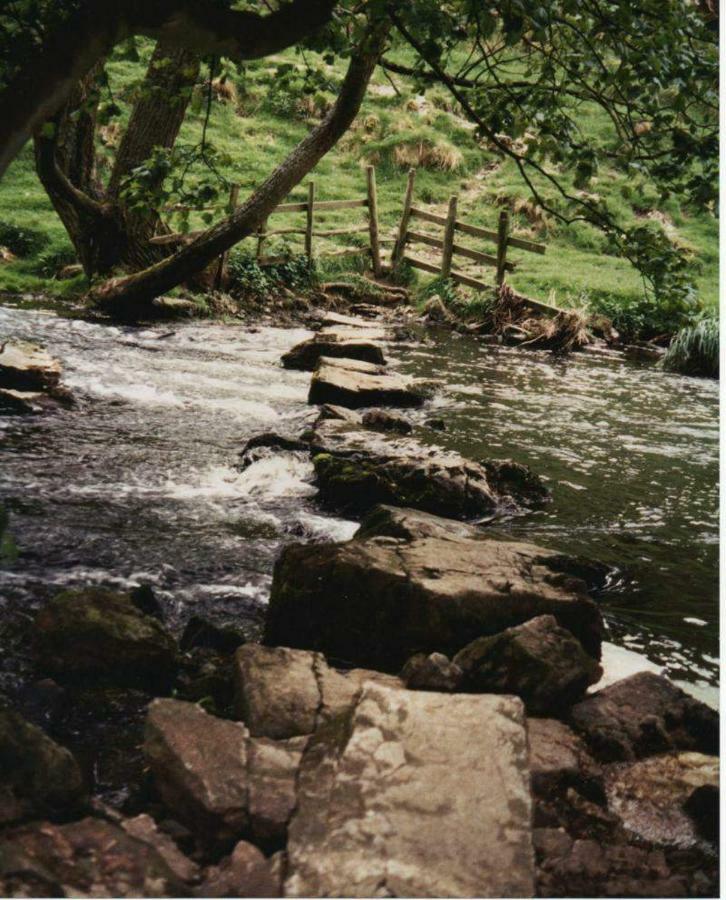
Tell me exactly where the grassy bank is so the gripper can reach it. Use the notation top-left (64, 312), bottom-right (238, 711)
top-left (0, 41), bottom-right (717, 337)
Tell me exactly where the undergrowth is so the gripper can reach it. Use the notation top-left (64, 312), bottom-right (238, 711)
top-left (662, 318), bottom-right (719, 378)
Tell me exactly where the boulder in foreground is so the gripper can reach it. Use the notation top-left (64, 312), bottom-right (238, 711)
top-left (34, 588), bottom-right (178, 689)
top-left (0, 706), bottom-right (86, 825)
top-left (233, 644), bottom-right (401, 740)
top-left (144, 698), bottom-right (303, 849)
top-left (266, 507), bottom-right (604, 672)
top-left (454, 614), bottom-right (602, 714)
top-left (569, 671), bottom-right (718, 761)
top-left (0, 817), bottom-right (186, 898)
top-left (285, 681), bottom-right (534, 898)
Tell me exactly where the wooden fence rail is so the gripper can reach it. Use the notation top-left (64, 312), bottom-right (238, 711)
top-left (393, 169), bottom-right (545, 291)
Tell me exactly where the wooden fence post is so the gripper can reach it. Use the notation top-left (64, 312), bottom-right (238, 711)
top-left (441, 194), bottom-right (458, 278)
top-left (392, 168), bottom-right (416, 269)
top-left (366, 165), bottom-right (382, 277)
top-left (216, 182), bottom-right (239, 288)
top-left (496, 210), bottom-right (510, 286)
top-left (305, 181), bottom-right (315, 260)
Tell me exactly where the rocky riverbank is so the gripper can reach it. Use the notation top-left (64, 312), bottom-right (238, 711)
top-left (0, 298), bottom-right (719, 897)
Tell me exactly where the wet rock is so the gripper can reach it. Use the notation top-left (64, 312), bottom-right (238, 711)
top-left (318, 324), bottom-right (389, 343)
top-left (121, 813), bottom-right (200, 884)
top-left (535, 834), bottom-right (692, 899)
top-left (361, 408), bottom-right (412, 434)
top-left (482, 458), bottom-right (551, 507)
top-left (34, 588), bottom-right (178, 689)
top-left (180, 615), bottom-right (245, 654)
top-left (284, 681), bottom-right (534, 898)
top-left (175, 648), bottom-right (235, 711)
top-left (195, 840), bottom-right (278, 898)
top-left (0, 340), bottom-right (61, 391)
top-left (400, 651), bottom-right (463, 692)
top-left (309, 358), bottom-right (425, 408)
top-left (144, 699), bottom-right (303, 849)
top-left (129, 583), bottom-right (164, 620)
top-left (569, 671), bottom-right (719, 761)
top-left (233, 644), bottom-right (401, 740)
top-left (527, 717), bottom-right (604, 802)
top-left (151, 296), bottom-right (197, 317)
top-left (604, 752), bottom-right (719, 848)
top-left (282, 337), bottom-right (385, 371)
top-left (425, 416), bottom-right (446, 431)
top-left (266, 508), bottom-right (604, 672)
top-left (0, 388), bottom-right (49, 415)
top-left (453, 615), bottom-right (602, 713)
top-left (355, 502), bottom-right (486, 542)
top-left (314, 403), bottom-right (362, 424)
top-left (683, 783), bottom-right (719, 844)
top-left (321, 311), bottom-right (382, 330)
top-left (313, 448), bottom-right (499, 519)
top-left (0, 706), bottom-right (86, 825)
top-left (0, 817), bottom-right (187, 897)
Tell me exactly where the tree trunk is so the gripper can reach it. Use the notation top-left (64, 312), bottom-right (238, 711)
top-left (88, 15), bottom-right (391, 313)
top-left (34, 41), bottom-right (200, 277)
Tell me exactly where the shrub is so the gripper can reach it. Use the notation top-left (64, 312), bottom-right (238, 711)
top-left (227, 250), bottom-right (316, 297)
top-left (662, 318), bottom-right (719, 378)
top-left (0, 222), bottom-right (50, 257)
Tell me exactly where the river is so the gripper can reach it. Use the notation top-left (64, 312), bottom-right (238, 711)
top-left (0, 305), bottom-right (719, 713)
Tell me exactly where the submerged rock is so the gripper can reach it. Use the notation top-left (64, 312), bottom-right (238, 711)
top-left (282, 337), bottom-right (385, 371)
top-left (144, 699), bottom-right (304, 850)
top-left (453, 614), bottom-right (602, 713)
top-left (361, 408), bottom-right (412, 434)
top-left (308, 358), bottom-right (426, 408)
top-left (233, 644), bottom-right (401, 740)
top-left (0, 706), bottom-right (86, 825)
top-left (284, 681), bottom-right (534, 897)
top-left (34, 588), bottom-right (178, 689)
top-left (482, 458), bottom-right (551, 507)
top-left (265, 507), bottom-right (604, 671)
top-left (604, 752), bottom-right (719, 848)
top-left (0, 817), bottom-right (187, 897)
top-left (0, 340), bottom-right (61, 391)
top-left (569, 671), bottom-right (718, 761)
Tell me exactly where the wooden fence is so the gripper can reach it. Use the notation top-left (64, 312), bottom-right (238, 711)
top-left (158, 165), bottom-right (547, 294)
top-left (215, 165), bottom-right (382, 285)
top-left (391, 169), bottom-right (545, 291)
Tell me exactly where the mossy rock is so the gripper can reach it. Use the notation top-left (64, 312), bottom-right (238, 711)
top-left (34, 588), bottom-right (178, 690)
top-left (0, 707), bottom-right (86, 825)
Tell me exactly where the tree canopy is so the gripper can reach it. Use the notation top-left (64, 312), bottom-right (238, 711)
top-left (0, 0), bottom-right (717, 310)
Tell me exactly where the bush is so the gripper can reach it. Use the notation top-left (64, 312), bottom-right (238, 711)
top-left (0, 222), bottom-right (50, 257)
top-left (227, 250), bottom-right (316, 297)
top-left (584, 290), bottom-right (695, 341)
top-left (32, 246), bottom-right (78, 278)
top-left (662, 317), bottom-right (719, 378)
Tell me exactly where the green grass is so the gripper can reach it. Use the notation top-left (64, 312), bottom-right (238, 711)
top-left (0, 41), bottom-right (717, 328)
top-left (662, 317), bottom-right (719, 378)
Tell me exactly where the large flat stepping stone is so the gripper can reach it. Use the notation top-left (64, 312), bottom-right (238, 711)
top-left (319, 324), bottom-right (389, 342)
top-left (321, 311), bottom-right (383, 329)
top-left (282, 337), bottom-right (386, 371)
top-left (0, 341), bottom-right (61, 391)
top-left (309, 359), bottom-right (426, 408)
top-left (284, 681), bottom-right (534, 898)
top-left (265, 506), bottom-right (604, 671)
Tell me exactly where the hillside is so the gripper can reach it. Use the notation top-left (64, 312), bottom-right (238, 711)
top-left (0, 41), bottom-right (718, 335)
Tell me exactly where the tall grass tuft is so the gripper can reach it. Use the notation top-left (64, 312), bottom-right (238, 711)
top-left (662, 317), bottom-right (719, 378)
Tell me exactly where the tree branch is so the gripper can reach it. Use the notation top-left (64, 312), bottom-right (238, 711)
top-left (0, 0), bottom-right (337, 182)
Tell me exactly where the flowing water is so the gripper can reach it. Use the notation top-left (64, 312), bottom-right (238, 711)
top-left (0, 307), bottom-right (719, 714)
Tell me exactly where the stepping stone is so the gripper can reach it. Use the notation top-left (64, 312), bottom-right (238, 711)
top-left (282, 337), bottom-right (386, 371)
top-left (284, 682), bottom-right (534, 898)
top-left (265, 506), bottom-right (604, 671)
top-left (321, 311), bottom-right (382, 329)
top-left (308, 359), bottom-right (425, 408)
top-left (0, 341), bottom-right (61, 391)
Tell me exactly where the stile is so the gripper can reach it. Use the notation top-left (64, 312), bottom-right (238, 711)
top-left (496, 210), bottom-right (510, 286)
top-left (305, 181), bottom-right (315, 260)
top-left (393, 168), bottom-right (416, 268)
top-left (366, 165), bottom-right (382, 277)
top-left (441, 195), bottom-right (458, 278)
